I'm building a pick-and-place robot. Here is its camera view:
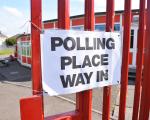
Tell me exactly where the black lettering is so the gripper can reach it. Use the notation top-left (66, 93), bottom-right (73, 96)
top-left (82, 55), bottom-right (92, 68)
top-left (77, 37), bottom-right (85, 50)
top-left (101, 54), bottom-right (109, 65)
top-left (60, 74), bottom-right (76, 88)
top-left (97, 70), bottom-right (108, 82)
top-left (86, 37), bottom-right (93, 50)
top-left (72, 56), bottom-right (81, 69)
top-left (75, 73), bottom-right (85, 86)
top-left (97, 38), bottom-right (105, 49)
top-left (64, 37), bottom-right (76, 51)
top-left (92, 55), bottom-right (100, 67)
top-left (93, 38), bottom-right (97, 50)
top-left (84, 72), bottom-right (93, 84)
top-left (61, 56), bottom-right (72, 70)
top-left (106, 38), bottom-right (115, 49)
top-left (51, 37), bottom-right (63, 51)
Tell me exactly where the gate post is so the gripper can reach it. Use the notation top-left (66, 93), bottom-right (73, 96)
top-left (76, 1), bottom-right (94, 120)
top-left (31, 0), bottom-right (43, 95)
top-left (20, 0), bottom-right (44, 120)
top-left (58, 0), bottom-right (70, 29)
top-left (132, 0), bottom-right (146, 119)
top-left (139, 0), bottom-right (150, 119)
top-left (119, 0), bottom-right (131, 120)
top-left (20, 96), bottom-right (44, 120)
top-left (102, 0), bottom-right (114, 120)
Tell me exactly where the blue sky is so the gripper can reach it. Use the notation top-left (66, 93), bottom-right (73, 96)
top-left (0, 0), bottom-right (140, 37)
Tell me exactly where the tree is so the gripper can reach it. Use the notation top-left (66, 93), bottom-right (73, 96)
top-left (5, 37), bottom-right (16, 46)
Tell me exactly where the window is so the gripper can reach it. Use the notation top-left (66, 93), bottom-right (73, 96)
top-left (114, 24), bottom-right (120, 31)
top-left (21, 41), bottom-right (31, 56)
top-left (95, 24), bottom-right (106, 31)
top-left (22, 47), bottom-right (26, 56)
top-left (71, 26), bottom-right (84, 30)
top-left (26, 45), bottom-right (31, 57)
top-left (17, 42), bottom-right (22, 56)
top-left (95, 24), bottom-right (120, 31)
top-left (27, 47), bottom-right (30, 56)
top-left (130, 29), bottom-right (134, 48)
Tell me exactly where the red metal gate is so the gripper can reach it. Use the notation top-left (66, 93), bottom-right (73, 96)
top-left (20, 0), bottom-right (150, 120)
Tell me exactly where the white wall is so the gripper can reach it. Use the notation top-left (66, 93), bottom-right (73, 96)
top-left (0, 36), bottom-right (7, 49)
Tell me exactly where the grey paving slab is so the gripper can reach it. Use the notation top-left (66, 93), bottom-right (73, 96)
top-left (116, 85), bottom-right (135, 108)
top-left (0, 82), bottom-right (32, 120)
top-left (113, 106), bottom-right (133, 120)
top-left (0, 60), bottom-right (120, 120)
top-left (0, 82), bottom-right (102, 120)
top-left (113, 83), bottom-right (136, 119)
top-left (44, 95), bottom-right (102, 120)
top-left (61, 85), bottom-right (119, 113)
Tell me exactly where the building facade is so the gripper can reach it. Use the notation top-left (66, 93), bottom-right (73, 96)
top-left (0, 31), bottom-right (7, 49)
top-left (16, 10), bottom-right (140, 68)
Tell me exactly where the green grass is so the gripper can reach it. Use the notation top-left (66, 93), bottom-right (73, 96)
top-left (0, 49), bottom-right (14, 55)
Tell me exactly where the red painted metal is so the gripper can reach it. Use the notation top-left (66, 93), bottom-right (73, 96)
top-left (15, 45), bottom-right (18, 57)
top-left (76, 90), bottom-right (93, 120)
top-left (76, 1), bottom-right (94, 120)
top-left (139, 0), bottom-right (150, 119)
top-left (118, 0), bottom-right (132, 120)
top-left (102, 0), bottom-right (114, 120)
top-left (45, 1), bottom-right (80, 119)
top-left (72, 18), bottom-right (84, 26)
top-left (132, 0), bottom-right (146, 120)
top-left (20, 96), bottom-right (44, 120)
top-left (20, 0), bottom-right (44, 120)
top-left (58, 0), bottom-right (70, 29)
top-left (20, 0), bottom-right (150, 119)
top-left (44, 23), bottom-right (54, 29)
top-left (31, 0), bottom-right (42, 95)
top-left (84, 0), bottom-right (94, 31)
top-left (45, 111), bottom-right (79, 120)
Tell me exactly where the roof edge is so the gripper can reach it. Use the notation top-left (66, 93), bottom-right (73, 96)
top-left (43, 9), bottom-right (139, 23)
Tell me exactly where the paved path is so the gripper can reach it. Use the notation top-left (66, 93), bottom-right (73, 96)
top-left (113, 85), bottom-right (135, 120)
top-left (0, 60), bottom-right (137, 120)
top-left (0, 61), bottom-right (31, 82)
top-left (0, 82), bottom-right (104, 120)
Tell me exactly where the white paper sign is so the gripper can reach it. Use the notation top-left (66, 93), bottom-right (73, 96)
top-left (41, 30), bottom-right (122, 96)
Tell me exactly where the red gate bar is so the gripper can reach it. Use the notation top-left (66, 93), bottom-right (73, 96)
top-left (58, 0), bottom-right (70, 29)
top-left (76, 0), bottom-right (94, 120)
top-left (20, 0), bottom-right (44, 120)
top-left (132, 0), bottom-right (146, 119)
top-left (102, 0), bottom-right (114, 120)
top-left (118, 0), bottom-right (131, 120)
top-left (20, 96), bottom-right (44, 120)
top-left (20, 0), bottom-right (150, 120)
top-left (31, 0), bottom-right (43, 95)
top-left (139, 0), bottom-right (150, 119)
top-left (31, 0), bottom-right (44, 114)
top-left (45, 0), bottom-right (79, 119)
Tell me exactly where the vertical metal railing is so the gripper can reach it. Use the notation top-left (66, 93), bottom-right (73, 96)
top-left (119, 0), bottom-right (132, 120)
top-left (139, 0), bottom-right (150, 119)
top-left (58, 0), bottom-right (70, 30)
top-left (31, 0), bottom-right (43, 95)
top-left (76, 0), bottom-right (94, 120)
top-left (132, 0), bottom-right (146, 120)
top-left (102, 0), bottom-right (114, 120)
top-left (20, 0), bottom-right (150, 120)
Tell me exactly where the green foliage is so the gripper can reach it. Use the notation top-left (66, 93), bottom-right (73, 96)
top-left (5, 38), bottom-right (16, 46)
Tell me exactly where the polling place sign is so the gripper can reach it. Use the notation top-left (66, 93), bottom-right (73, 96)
top-left (41, 30), bottom-right (122, 96)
